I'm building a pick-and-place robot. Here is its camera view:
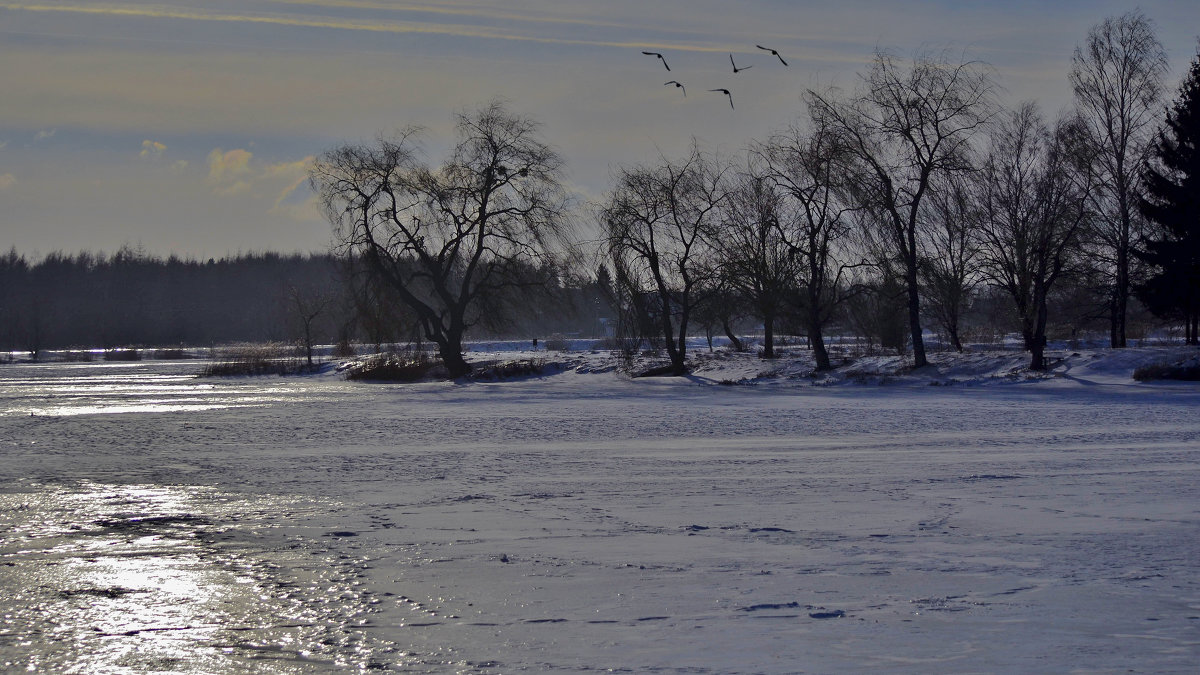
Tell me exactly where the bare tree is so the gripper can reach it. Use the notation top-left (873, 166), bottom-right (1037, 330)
top-left (759, 122), bottom-right (858, 370)
top-left (919, 171), bottom-right (983, 352)
top-left (286, 283), bottom-right (333, 368)
top-left (309, 100), bottom-right (571, 378)
top-left (601, 143), bottom-right (729, 375)
top-left (808, 48), bottom-right (997, 367)
top-left (341, 254), bottom-right (418, 352)
top-left (1070, 10), bottom-right (1168, 347)
top-left (978, 103), bottom-right (1093, 370)
top-left (691, 280), bottom-right (747, 352)
top-left (715, 163), bottom-right (797, 358)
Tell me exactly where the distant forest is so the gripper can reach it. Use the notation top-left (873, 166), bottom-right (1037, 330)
top-left (0, 242), bottom-right (1171, 361)
top-left (0, 247), bottom-right (608, 354)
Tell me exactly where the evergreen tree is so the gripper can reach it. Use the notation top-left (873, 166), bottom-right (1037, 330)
top-left (1136, 50), bottom-right (1200, 344)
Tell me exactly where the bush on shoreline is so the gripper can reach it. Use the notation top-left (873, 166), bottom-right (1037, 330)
top-left (344, 351), bottom-right (444, 382)
top-left (152, 348), bottom-right (191, 360)
top-left (471, 358), bottom-right (547, 380)
top-left (103, 348), bottom-right (142, 361)
top-left (1133, 362), bottom-right (1200, 381)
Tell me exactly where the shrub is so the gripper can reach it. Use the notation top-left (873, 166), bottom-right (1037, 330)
top-left (344, 350), bottom-right (441, 382)
top-left (152, 348), bottom-right (191, 360)
top-left (332, 339), bottom-right (357, 358)
top-left (103, 348), bottom-right (142, 361)
top-left (472, 358), bottom-right (545, 380)
top-left (1133, 363), bottom-right (1200, 381)
top-left (57, 350), bottom-right (96, 362)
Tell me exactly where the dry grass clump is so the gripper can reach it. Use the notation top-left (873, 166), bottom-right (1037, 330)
top-left (472, 358), bottom-right (546, 380)
top-left (202, 342), bottom-right (313, 376)
top-left (332, 339), bottom-right (358, 358)
top-left (344, 351), bottom-right (444, 382)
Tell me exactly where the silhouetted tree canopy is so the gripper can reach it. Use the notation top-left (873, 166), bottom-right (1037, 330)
top-left (1070, 10), bottom-right (1169, 347)
top-left (310, 100), bottom-right (572, 377)
top-left (1136, 49), bottom-right (1200, 344)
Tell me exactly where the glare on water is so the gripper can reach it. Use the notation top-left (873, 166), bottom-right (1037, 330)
top-left (0, 362), bottom-right (314, 417)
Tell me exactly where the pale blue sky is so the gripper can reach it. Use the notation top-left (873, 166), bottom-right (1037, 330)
top-left (1, 1), bottom-right (1197, 257)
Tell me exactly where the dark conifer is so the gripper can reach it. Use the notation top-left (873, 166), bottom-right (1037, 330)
top-left (1136, 49), bottom-right (1200, 344)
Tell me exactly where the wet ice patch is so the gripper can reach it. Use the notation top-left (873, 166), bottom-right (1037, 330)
top-left (0, 481), bottom-right (402, 672)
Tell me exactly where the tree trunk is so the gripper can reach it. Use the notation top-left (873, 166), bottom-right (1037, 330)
top-left (304, 324), bottom-right (314, 367)
top-left (806, 295), bottom-right (832, 371)
top-left (906, 264), bottom-right (928, 367)
top-left (947, 324), bottom-right (963, 353)
top-left (439, 341), bottom-right (472, 378)
top-left (665, 338), bottom-right (687, 375)
top-left (809, 325), bottom-right (831, 371)
top-left (1021, 322), bottom-right (1035, 352)
top-left (672, 309), bottom-right (689, 375)
top-left (1030, 295), bottom-right (1050, 371)
top-left (1029, 334), bottom-right (1047, 371)
top-left (723, 319), bottom-right (744, 352)
top-left (761, 313), bottom-right (776, 359)
top-left (662, 324), bottom-right (685, 374)
top-left (1112, 254), bottom-right (1128, 348)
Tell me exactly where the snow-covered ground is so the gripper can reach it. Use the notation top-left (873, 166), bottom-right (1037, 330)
top-left (1, 344), bottom-right (1199, 673)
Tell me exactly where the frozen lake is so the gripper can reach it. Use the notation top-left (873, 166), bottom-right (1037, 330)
top-left (2, 358), bottom-right (1199, 672)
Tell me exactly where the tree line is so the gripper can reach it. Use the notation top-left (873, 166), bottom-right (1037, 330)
top-left (0, 247), bottom-right (603, 357)
top-left (311, 10), bottom-right (1199, 376)
top-left (0, 249), bottom-right (342, 355)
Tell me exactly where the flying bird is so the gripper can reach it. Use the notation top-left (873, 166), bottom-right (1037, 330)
top-left (664, 80), bottom-right (686, 97)
top-left (756, 45), bottom-right (789, 66)
top-left (730, 53), bottom-right (753, 73)
top-left (642, 51), bottom-right (670, 71)
top-left (709, 88), bottom-right (734, 109)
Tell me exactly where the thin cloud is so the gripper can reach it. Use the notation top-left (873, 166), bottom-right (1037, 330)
top-left (261, 0), bottom-right (634, 31)
top-left (207, 148), bottom-right (254, 195)
top-left (207, 148), bottom-right (253, 183)
top-left (266, 156), bottom-right (316, 214)
top-left (139, 139), bottom-right (166, 159)
top-left (33, 129), bottom-right (55, 141)
top-left (262, 156), bottom-right (313, 180)
top-left (204, 148), bottom-right (315, 218)
top-left (0, 173), bottom-right (15, 190)
top-left (0, 2), bottom-right (742, 54)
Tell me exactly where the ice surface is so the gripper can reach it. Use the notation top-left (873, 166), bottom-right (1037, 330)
top-left (1, 348), bottom-right (1199, 672)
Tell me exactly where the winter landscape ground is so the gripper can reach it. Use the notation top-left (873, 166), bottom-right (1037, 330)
top-left (1, 341), bottom-right (1199, 673)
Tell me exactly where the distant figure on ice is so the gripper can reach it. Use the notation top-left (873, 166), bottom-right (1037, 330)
top-left (532, 338), bottom-right (538, 350)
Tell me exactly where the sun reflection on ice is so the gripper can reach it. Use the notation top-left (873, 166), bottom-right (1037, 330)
top-left (0, 361), bottom-right (326, 417)
top-left (0, 482), bottom-right (395, 672)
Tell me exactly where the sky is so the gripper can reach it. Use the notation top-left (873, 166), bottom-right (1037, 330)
top-left (1, 1), bottom-right (1198, 259)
